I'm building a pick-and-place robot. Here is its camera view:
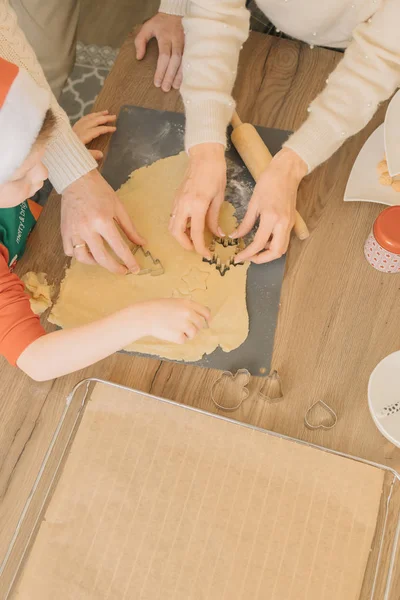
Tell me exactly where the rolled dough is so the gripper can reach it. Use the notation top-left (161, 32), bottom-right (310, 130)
top-left (22, 271), bottom-right (53, 315)
top-left (49, 152), bottom-right (250, 362)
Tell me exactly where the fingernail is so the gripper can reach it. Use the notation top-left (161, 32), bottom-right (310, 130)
top-left (155, 81), bottom-right (161, 87)
top-left (218, 227), bottom-right (226, 237)
top-left (163, 85), bottom-right (171, 92)
top-left (229, 231), bottom-right (238, 239)
top-left (131, 266), bottom-right (140, 274)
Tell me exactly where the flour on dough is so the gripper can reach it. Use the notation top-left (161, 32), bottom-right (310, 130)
top-left (22, 271), bottom-right (53, 315)
top-left (49, 152), bottom-right (250, 361)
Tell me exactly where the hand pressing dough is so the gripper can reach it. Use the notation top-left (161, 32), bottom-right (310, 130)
top-left (49, 152), bottom-right (250, 362)
top-left (22, 271), bottom-right (53, 315)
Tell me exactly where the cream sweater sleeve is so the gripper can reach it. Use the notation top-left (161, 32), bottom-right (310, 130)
top-left (285, 0), bottom-right (400, 172)
top-left (159, 0), bottom-right (187, 16)
top-left (0, 1), bottom-right (97, 193)
top-left (180, 0), bottom-right (250, 150)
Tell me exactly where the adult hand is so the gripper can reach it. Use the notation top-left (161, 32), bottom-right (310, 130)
top-left (61, 169), bottom-right (146, 275)
top-left (169, 143), bottom-right (226, 258)
top-left (233, 148), bottom-right (308, 264)
top-left (135, 13), bottom-right (184, 92)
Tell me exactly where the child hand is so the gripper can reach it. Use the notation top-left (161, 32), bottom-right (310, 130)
top-left (139, 298), bottom-right (211, 344)
top-left (73, 110), bottom-right (117, 160)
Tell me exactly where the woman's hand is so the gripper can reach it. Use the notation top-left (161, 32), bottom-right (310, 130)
top-left (233, 148), bottom-right (308, 264)
top-left (140, 299), bottom-right (211, 344)
top-left (169, 143), bottom-right (226, 258)
top-left (61, 170), bottom-right (146, 275)
top-left (135, 13), bottom-right (184, 92)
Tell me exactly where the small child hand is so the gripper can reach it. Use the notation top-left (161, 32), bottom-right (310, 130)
top-left (139, 298), bottom-right (211, 344)
top-left (73, 110), bottom-right (117, 160)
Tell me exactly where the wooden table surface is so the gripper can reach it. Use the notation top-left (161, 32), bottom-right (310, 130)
top-left (1, 29), bottom-right (400, 595)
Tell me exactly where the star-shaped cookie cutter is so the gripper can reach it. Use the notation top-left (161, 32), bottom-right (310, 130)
top-left (202, 236), bottom-right (245, 277)
top-left (130, 245), bottom-right (164, 276)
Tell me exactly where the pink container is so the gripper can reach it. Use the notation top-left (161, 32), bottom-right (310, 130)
top-left (364, 206), bottom-right (400, 273)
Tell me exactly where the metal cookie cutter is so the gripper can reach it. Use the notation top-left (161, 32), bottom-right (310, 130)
top-left (211, 368), bottom-right (250, 411)
top-left (304, 400), bottom-right (338, 431)
top-left (203, 236), bottom-right (245, 277)
top-left (258, 370), bottom-right (284, 403)
top-left (130, 245), bottom-right (164, 276)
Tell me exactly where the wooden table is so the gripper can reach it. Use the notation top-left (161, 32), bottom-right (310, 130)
top-left (1, 29), bottom-right (400, 595)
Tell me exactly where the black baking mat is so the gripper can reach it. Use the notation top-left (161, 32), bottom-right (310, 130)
top-left (101, 106), bottom-right (289, 376)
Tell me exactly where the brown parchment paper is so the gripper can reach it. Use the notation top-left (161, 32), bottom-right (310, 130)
top-left (13, 383), bottom-right (384, 599)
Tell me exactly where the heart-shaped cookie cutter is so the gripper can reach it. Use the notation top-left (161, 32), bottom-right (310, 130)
top-left (304, 400), bottom-right (338, 431)
top-left (211, 368), bottom-right (250, 411)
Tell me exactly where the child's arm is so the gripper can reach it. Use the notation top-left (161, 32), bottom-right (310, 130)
top-left (0, 249), bottom-right (47, 366)
top-left (17, 299), bottom-right (210, 381)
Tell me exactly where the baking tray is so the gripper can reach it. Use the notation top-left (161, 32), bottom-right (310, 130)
top-left (101, 106), bottom-right (290, 376)
top-left (2, 378), bottom-right (400, 599)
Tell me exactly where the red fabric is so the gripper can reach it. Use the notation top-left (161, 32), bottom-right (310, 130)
top-left (0, 57), bottom-right (18, 108)
top-left (27, 199), bottom-right (43, 221)
top-left (0, 244), bottom-right (45, 365)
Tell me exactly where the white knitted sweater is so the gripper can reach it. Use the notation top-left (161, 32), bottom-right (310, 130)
top-left (0, 1), bottom-right (96, 193)
top-left (160, 0), bottom-right (400, 172)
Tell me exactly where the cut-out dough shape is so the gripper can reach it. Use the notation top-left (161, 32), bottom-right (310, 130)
top-left (22, 271), bottom-right (53, 315)
top-left (181, 268), bottom-right (209, 292)
top-left (171, 288), bottom-right (192, 299)
top-left (49, 152), bottom-right (250, 362)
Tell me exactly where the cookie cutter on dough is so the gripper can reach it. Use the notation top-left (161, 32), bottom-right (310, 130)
top-left (211, 368), bottom-right (250, 411)
top-left (304, 400), bottom-right (338, 431)
top-left (131, 245), bottom-right (164, 276)
top-left (203, 236), bottom-right (245, 277)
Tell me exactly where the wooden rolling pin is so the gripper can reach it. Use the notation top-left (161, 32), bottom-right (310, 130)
top-left (230, 111), bottom-right (309, 240)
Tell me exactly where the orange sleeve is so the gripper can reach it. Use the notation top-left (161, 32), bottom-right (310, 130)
top-left (0, 246), bottom-right (45, 366)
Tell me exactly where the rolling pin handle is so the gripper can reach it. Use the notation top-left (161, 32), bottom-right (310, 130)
top-left (294, 212), bottom-right (310, 240)
top-left (230, 111), bottom-right (243, 130)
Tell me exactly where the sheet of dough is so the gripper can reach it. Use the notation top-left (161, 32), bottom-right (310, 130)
top-left (49, 153), bottom-right (250, 361)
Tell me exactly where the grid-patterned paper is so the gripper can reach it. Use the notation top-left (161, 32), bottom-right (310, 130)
top-left (14, 383), bottom-right (384, 599)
